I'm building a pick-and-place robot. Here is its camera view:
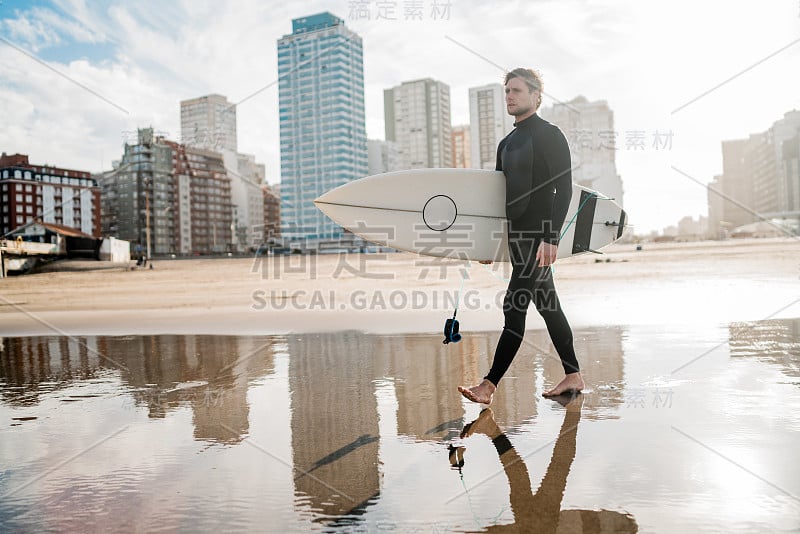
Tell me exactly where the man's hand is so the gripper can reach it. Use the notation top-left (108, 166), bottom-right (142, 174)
top-left (536, 241), bottom-right (558, 267)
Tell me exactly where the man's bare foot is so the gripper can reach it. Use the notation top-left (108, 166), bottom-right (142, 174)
top-left (542, 372), bottom-right (585, 397)
top-left (458, 379), bottom-right (496, 405)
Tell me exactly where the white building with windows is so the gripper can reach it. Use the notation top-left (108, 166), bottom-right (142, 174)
top-left (180, 94), bottom-right (238, 153)
top-left (367, 139), bottom-right (400, 175)
top-left (469, 83), bottom-right (514, 169)
top-left (384, 78), bottom-right (452, 170)
top-left (540, 96), bottom-right (624, 206)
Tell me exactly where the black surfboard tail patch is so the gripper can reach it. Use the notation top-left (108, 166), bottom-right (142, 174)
top-left (571, 190), bottom-right (598, 255)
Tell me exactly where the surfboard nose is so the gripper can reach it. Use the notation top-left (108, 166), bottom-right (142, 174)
top-left (314, 188), bottom-right (340, 210)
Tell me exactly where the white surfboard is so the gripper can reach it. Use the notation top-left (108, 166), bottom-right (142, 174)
top-left (314, 169), bottom-right (627, 262)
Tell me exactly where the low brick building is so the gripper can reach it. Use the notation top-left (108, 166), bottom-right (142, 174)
top-left (0, 152), bottom-right (101, 238)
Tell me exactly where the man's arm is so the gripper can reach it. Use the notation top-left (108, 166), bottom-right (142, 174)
top-left (495, 136), bottom-right (506, 171)
top-left (481, 136), bottom-right (509, 265)
top-left (543, 127), bottom-right (573, 246)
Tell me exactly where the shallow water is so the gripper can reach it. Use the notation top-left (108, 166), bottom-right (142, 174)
top-left (1, 320), bottom-right (799, 532)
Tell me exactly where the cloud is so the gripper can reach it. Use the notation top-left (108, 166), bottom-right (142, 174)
top-left (1, 9), bottom-right (64, 52)
top-left (1, 0), bottom-right (798, 233)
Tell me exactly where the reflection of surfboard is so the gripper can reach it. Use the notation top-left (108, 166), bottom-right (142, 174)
top-left (314, 169), bottom-right (627, 262)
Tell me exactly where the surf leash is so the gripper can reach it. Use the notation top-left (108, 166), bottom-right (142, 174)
top-left (443, 266), bottom-right (467, 344)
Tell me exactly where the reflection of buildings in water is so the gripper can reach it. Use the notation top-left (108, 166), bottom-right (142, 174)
top-left (288, 332), bottom-right (381, 521)
top-left (102, 335), bottom-right (275, 443)
top-left (488, 328), bottom-right (539, 427)
top-left (191, 336), bottom-right (275, 444)
top-left (373, 334), bottom-right (478, 442)
top-left (375, 330), bottom-right (538, 437)
top-left (449, 326), bottom-right (628, 426)
top-left (463, 399), bottom-right (638, 533)
top-left (0, 336), bottom-right (104, 406)
top-left (540, 326), bottom-right (627, 419)
top-left (374, 325), bottom-right (630, 441)
top-left (284, 326), bottom-right (630, 526)
top-left (728, 318), bottom-right (800, 381)
top-left (372, 330), bottom-right (534, 442)
top-left (0, 335), bottom-right (276, 444)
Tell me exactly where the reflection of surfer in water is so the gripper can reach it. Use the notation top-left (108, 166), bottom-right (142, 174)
top-left (459, 67), bottom-right (584, 404)
top-left (454, 397), bottom-right (637, 533)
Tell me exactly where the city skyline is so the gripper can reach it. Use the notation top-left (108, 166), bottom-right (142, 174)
top-left (0, 1), bottom-right (798, 233)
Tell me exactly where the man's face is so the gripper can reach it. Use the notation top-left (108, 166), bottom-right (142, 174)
top-left (505, 77), bottom-right (538, 117)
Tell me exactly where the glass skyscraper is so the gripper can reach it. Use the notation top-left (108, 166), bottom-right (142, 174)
top-left (277, 12), bottom-right (367, 246)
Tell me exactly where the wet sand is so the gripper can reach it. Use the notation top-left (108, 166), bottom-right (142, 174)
top-left (1, 322), bottom-right (799, 532)
top-left (1, 237), bottom-right (798, 336)
top-left (1, 238), bottom-right (799, 531)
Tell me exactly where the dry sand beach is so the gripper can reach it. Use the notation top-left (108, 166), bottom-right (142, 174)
top-left (1, 237), bottom-right (797, 336)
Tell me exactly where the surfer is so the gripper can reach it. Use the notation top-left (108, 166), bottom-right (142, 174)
top-left (458, 68), bottom-right (584, 404)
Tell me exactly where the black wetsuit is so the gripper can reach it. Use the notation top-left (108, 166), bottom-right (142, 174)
top-left (484, 113), bottom-right (579, 385)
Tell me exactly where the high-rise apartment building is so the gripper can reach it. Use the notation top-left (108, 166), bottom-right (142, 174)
top-left (708, 110), bottom-right (800, 236)
top-left (169, 142), bottom-right (233, 254)
top-left (451, 125), bottom-right (471, 168)
top-left (278, 12), bottom-right (367, 245)
top-left (222, 151), bottom-right (265, 250)
top-left (763, 110), bottom-right (800, 215)
top-left (384, 78), bottom-right (452, 170)
top-left (262, 183), bottom-right (281, 240)
top-left (101, 128), bottom-right (174, 254)
top-left (181, 94), bottom-right (265, 251)
top-left (540, 96), bottom-right (624, 206)
top-left (0, 152), bottom-right (100, 237)
top-left (180, 94), bottom-right (238, 153)
top-left (708, 138), bottom-right (756, 234)
top-left (468, 83), bottom-right (513, 169)
top-left (367, 139), bottom-right (400, 175)
top-left (783, 132), bottom-right (800, 215)
top-left (101, 128), bottom-right (232, 255)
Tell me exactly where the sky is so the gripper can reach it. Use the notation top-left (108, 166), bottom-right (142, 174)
top-left (1, 0), bottom-right (798, 234)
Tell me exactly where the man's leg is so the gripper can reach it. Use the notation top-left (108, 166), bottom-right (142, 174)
top-left (532, 265), bottom-right (584, 396)
top-left (458, 245), bottom-right (535, 404)
top-left (484, 262), bottom-right (534, 384)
